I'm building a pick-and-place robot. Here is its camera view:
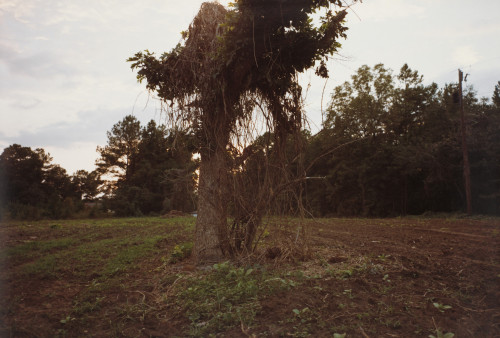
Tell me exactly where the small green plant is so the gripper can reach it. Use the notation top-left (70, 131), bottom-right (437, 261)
top-left (291, 307), bottom-right (321, 336)
top-left (333, 334), bottom-right (346, 338)
top-left (73, 296), bottom-right (105, 314)
top-left (60, 315), bottom-right (75, 324)
top-left (319, 257), bottom-right (329, 267)
top-left (342, 289), bottom-right (354, 299)
top-left (433, 302), bottom-right (452, 313)
top-left (376, 284), bottom-right (393, 295)
top-left (330, 268), bottom-right (352, 279)
top-left (356, 312), bottom-right (369, 320)
top-left (292, 307), bottom-right (310, 317)
top-left (381, 318), bottom-right (401, 329)
top-left (429, 329), bottom-right (454, 338)
top-left (102, 239), bottom-right (157, 276)
top-left (167, 242), bottom-right (193, 263)
top-left (377, 253), bottom-right (389, 261)
top-left (430, 317), bottom-right (454, 338)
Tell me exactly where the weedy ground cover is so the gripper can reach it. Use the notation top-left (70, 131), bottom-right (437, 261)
top-left (0, 216), bottom-right (499, 337)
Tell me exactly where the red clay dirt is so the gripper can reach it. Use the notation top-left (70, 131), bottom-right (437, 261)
top-left (1, 217), bottom-right (499, 337)
top-left (249, 217), bottom-right (500, 337)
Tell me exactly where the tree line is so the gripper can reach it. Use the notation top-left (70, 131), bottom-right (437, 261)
top-left (305, 64), bottom-right (499, 217)
top-left (0, 118), bottom-right (197, 219)
top-left (1, 64), bottom-right (498, 220)
top-left (0, 145), bottom-right (101, 219)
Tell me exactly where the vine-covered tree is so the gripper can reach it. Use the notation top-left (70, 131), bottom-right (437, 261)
top-left (129, 0), bottom-right (356, 263)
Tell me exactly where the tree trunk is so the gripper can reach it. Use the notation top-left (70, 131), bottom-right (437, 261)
top-left (193, 145), bottom-right (231, 264)
top-left (193, 103), bottom-right (232, 264)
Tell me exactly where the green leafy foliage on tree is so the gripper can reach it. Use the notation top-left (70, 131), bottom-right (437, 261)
top-left (96, 114), bottom-right (142, 193)
top-left (0, 144), bottom-right (97, 219)
top-left (493, 81), bottom-right (500, 108)
top-left (97, 118), bottom-right (197, 216)
top-left (304, 64), bottom-right (499, 216)
top-left (71, 169), bottom-right (102, 202)
top-left (466, 89), bottom-right (500, 214)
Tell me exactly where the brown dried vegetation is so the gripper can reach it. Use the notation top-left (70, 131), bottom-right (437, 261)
top-left (128, 1), bottom-right (353, 263)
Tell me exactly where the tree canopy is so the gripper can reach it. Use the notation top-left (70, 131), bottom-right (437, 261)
top-left (0, 144), bottom-right (100, 219)
top-left (96, 114), bottom-right (142, 188)
top-left (304, 64), bottom-right (500, 216)
top-left (96, 116), bottom-right (197, 216)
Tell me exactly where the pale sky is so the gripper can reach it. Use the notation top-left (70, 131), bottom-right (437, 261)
top-left (1, 0), bottom-right (499, 174)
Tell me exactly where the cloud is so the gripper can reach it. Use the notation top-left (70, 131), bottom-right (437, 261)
top-left (353, 0), bottom-right (427, 22)
top-left (452, 46), bottom-right (480, 67)
top-left (0, 0), bottom-right (36, 24)
top-left (10, 97), bottom-right (41, 109)
top-left (0, 0), bottom-right (496, 174)
top-left (2, 50), bottom-right (72, 79)
top-left (0, 14), bottom-right (75, 81)
top-left (0, 107), bottom-right (129, 147)
top-left (0, 105), bottom-right (167, 172)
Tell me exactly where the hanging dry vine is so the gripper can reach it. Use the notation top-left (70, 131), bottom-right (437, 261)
top-left (129, 0), bottom-right (357, 263)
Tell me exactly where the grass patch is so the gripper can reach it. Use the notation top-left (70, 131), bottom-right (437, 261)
top-left (173, 261), bottom-right (295, 336)
top-left (21, 254), bottom-right (59, 278)
top-left (102, 236), bottom-right (165, 276)
top-left (5, 217), bottom-right (194, 281)
top-left (1, 238), bottom-right (77, 261)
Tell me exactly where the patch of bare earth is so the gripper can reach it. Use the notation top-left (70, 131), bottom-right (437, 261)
top-left (249, 218), bottom-right (500, 337)
top-left (1, 217), bottom-right (499, 337)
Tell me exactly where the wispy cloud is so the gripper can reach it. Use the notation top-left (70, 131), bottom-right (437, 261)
top-left (0, 106), bottom-right (127, 146)
top-left (10, 97), bottom-right (41, 110)
top-left (353, 0), bottom-right (427, 22)
top-left (452, 46), bottom-right (480, 67)
top-left (0, 105), bottom-right (163, 172)
top-left (0, 0), bottom-right (37, 24)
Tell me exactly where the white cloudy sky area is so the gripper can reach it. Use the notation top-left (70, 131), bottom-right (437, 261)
top-left (0, 0), bottom-right (499, 174)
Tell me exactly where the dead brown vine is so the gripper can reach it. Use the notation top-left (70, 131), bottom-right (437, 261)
top-left (129, 1), bottom-right (356, 262)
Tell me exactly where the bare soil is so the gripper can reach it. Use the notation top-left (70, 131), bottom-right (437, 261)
top-left (1, 216), bottom-right (499, 337)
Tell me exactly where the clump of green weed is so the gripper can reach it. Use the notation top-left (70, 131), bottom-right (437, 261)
top-left (290, 307), bottom-right (326, 336)
top-left (175, 261), bottom-right (294, 336)
top-left (73, 296), bottom-right (105, 315)
top-left (326, 257), bottom-right (384, 280)
top-left (430, 317), bottom-right (454, 338)
top-left (429, 329), bottom-right (454, 338)
top-left (166, 242), bottom-right (193, 264)
top-left (432, 302), bottom-right (452, 313)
